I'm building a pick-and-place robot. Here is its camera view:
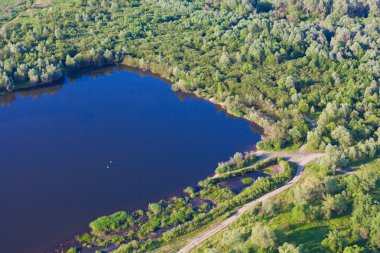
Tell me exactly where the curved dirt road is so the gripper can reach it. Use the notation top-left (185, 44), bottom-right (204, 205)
top-left (178, 151), bottom-right (324, 253)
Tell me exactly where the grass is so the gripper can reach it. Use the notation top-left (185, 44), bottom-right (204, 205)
top-left (286, 225), bottom-right (328, 252)
top-left (152, 214), bottom-right (231, 253)
top-left (0, 0), bottom-right (26, 25)
top-left (265, 199), bottom-right (353, 252)
top-left (0, 0), bottom-right (20, 9)
top-left (305, 112), bottom-right (320, 121)
top-left (349, 155), bottom-right (380, 170)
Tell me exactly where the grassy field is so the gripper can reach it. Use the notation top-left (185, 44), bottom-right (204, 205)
top-left (269, 210), bottom-right (351, 252)
top-left (0, 0), bottom-right (28, 26)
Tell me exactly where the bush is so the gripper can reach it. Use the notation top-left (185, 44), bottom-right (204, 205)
top-left (89, 211), bottom-right (129, 235)
top-left (241, 177), bottom-right (254, 184)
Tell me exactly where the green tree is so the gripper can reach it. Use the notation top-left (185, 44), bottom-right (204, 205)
top-left (148, 202), bottom-right (163, 214)
top-left (233, 152), bottom-right (244, 168)
top-left (250, 223), bottom-right (279, 250)
top-left (279, 243), bottom-right (301, 253)
top-left (370, 213), bottom-right (380, 248)
top-left (219, 52), bottom-right (231, 66)
top-left (292, 200), bottom-right (311, 223)
top-left (322, 194), bottom-right (347, 219)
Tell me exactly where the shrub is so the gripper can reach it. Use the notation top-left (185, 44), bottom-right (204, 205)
top-left (89, 211), bottom-right (129, 235)
top-left (241, 177), bottom-right (254, 184)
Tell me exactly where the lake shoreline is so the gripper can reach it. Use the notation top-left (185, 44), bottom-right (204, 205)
top-left (1, 62), bottom-right (265, 253)
top-left (118, 60), bottom-right (267, 135)
top-left (1, 60), bottom-right (266, 136)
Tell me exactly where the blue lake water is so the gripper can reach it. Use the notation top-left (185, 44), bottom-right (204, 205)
top-left (0, 66), bottom-right (261, 253)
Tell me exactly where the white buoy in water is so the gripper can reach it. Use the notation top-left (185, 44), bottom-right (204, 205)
top-left (107, 166), bottom-right (110, 169)
top-left (109, 160), bottom-right (113, 164)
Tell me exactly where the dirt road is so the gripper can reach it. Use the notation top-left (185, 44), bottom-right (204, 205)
top-left (178, 151), bottom-right (324, 253)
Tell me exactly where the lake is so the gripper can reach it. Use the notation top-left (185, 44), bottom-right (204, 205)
top-left (0, 66), bottom-right (261, 253)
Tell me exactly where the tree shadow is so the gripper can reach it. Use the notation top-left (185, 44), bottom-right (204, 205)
top-left (286, 225), bottom-right (329, 252)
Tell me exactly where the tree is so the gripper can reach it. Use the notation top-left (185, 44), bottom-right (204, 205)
top-left (28, 69), bottom-right (39, 84)
top-left (331, 126), bottom-right (352, 148)
top-left (292, 200), bottom-right (311, 223)
top-left (307, 130), bottom-right (322, 150)
top-left (0, 72), bottom-right (14, 91)
top-left (279, 243), bottom-right (301, 253)
top-left (293, 176), bottom-right (323, 203)
top-left (343, 245), bottom-right (365, 253)
top-left (222, 229), bottom-right (243, 245)
top-left (55, 26), bottom-right (62, 39)
top-left (26, 0), bottom-right (33, 8)
top-left (298, 99), bottom-right (309, 113)
top-left (370, 213), bottom-right (380, 248)
top-left (40, 65), bottom-right (62, 83)
top-left (289, 127), bottom-right (302, 143)
top-left (322, 230), bottom-right (347, 253)
top-left (324, 177), bottom-right (340, 194)
top-left (233, 152), bottom-right (244, 168)
top-left (350, 194), bottom-right (379, 241)
top-left (66, 248), bottom-right (80, 253)
top-left (322, 194), bottom-right (347, 219)
top-left (285, 75), bottom-right (296, 89)
top-left (250, 223), bottom-right (279, 250)
top-left (89, 211), bottom-right (128, 235)
top-left (219, 52), bottom-right (230, 66)
top-left (14, 64), bottom-right (28, 81)
top-left (66, 55), bottom-right (77, 69)
top-left (148, 203), bottom-right (163, 214)
top-left (184, 186), bottom-right (195, 197)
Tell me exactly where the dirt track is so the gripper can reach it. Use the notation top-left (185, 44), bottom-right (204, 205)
top-left (178, 150), bottom-right (324, 253)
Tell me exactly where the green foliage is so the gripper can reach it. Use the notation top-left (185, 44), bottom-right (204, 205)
top-left (278, 242), bottom-right (301, 253)
top-left (89, 211), bottom-right (130, 235)
top-left (292, 200), bottom-right (312, 223)
top-left (322, 194), bottom-right (348, 219)
top-left (66, 247), bottom-right (80, 253)
top-left (148, 202), bottom-right (163, 214)
top-left (241, 177), bottom-right (253, 184)
top-left (184, 186), bottom-right (195, 197)
top-left (215, 151), bottom-right (257, 174)
top-left (250, 222), bottom-right (281, 250)
top-left (321, 230), bottom-right (348, 253)
top-left (195, 160), bottom-right (380, 253)
top-left (206, 157), bottom-right (279, 185)
top-left (2, 0), bottom-right (379, 154)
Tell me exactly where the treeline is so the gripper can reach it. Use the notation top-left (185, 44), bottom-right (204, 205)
top-left (202, 156), bottom-right (279, 185)
top-left (0, 0), bottom-right (379, 151)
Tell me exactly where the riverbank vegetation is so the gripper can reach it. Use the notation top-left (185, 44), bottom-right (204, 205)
top-left (69, 155), bottom-right (295, 252)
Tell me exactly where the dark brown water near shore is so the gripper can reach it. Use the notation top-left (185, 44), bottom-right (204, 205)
top-left (0, 66), bottom-right (261, 253)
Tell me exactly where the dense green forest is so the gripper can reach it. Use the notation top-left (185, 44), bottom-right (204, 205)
top-left (1, 0), bottom-right (380, 252)
top-left (1, 0), bottom-right (379, 155)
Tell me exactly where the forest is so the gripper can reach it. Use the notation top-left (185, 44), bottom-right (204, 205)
top-left (1, 0), bottom-right (380, 252)
top-left (0, 0), bottom-right (379, 157)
